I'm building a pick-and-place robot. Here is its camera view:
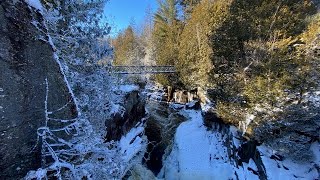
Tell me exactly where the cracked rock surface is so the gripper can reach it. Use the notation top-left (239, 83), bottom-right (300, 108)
top-left (0, 1), bottom-right (77, 179)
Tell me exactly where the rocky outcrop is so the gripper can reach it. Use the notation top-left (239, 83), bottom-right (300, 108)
top-left (143, 84), bottom-right (319, 179)
top-left (0, 1), bottom-right (77, 179)
top-left (201, 106), bottom-right (268, 179)
top-left (185, 100), bottom-right (201, 110)
top-left (254, 104), bottom-right (320, 162)
top-left (202, 108), bottom-right (226, 130)
top-left (236, 140), bottom-right (267, 180)
top-left (166, 86), bottom-right (199, 104)
top-left (143, 101), bottom-right (186, 175)
top-left (105, 90), bottom-right (146, 142)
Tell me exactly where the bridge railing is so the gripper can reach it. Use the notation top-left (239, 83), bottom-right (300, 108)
top-left (107, 65), bottom-right (176, 74)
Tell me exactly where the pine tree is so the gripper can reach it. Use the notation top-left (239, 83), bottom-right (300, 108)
top-left (41, 0), bottom-right (111, 65)
top-left (152, 0), bottom-right (183, 86)
top-left (141, 5), bottom-right (156, 66)
top-left (177, 0), bottom-right (231, 88)
top-left (230, 0), bottom-right (317, 40)
top-left (178, 0), bottom-right (201, 19)
top-left (113, 26), bottom-right (145, 65)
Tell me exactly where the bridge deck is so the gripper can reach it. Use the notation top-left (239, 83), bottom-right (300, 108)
top-left (107, 65), bottom-right (176, 74)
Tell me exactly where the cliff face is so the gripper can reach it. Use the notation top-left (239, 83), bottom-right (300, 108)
top-left (0, 1), bottom-right (77, 179)
top-left (105, 90), bottom-right (146, 142)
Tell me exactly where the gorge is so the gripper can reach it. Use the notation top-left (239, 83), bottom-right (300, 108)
top-left (0, 0), bottom-right (319, 179)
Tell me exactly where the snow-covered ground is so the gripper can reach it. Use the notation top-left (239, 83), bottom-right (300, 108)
top-left (120, 126), bottom-right (147, 163)
top-left (258, 145), bottom-right (319, 180)
top-left (144, 83), bottom-right (166, 102)
top-left (160, 109), bottom-right (320, 180)
top-left (160, 109), bottom-right (259, 180)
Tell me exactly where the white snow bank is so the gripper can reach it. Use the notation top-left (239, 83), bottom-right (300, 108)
top-left (147, 92), bottom-right (164, 102)
top-left (120, 127), bottom-right (145, 162)
top-left (230, 126), bottom-right (242, 148)
top-left (25, 0), bottom-right (44, 13)
top-left (143, 83), bottom-right (166, 102)
top-left (25, 168), bottom-right (47, 180)
top-left (310, 142), bottom-right (320, 165)
top-left (258, 145), bottom-right (319, 180)
top-left (201, 102), bottom-right (215, 112)
top-left (168, 103), bottom-right (185, 110)
top-left (306, 91), bottom-right (320, 107)
top-left (119, 85), bottom-right (139, 93)
top-left (109, 102), bottom-right (125, 117)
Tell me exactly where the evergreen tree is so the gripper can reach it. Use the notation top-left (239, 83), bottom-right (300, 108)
top-left (177, 0), bottom-right (232, 88)
top-left (41, 0), bottom-right (111, 65)
top-left (141, 5), bottom-right (156, 66)
top-left (113, 26), bottom-right (145, 65)
top-left (152, 0), bottom-right (183, 86)
top-left (178, 0), bottom-right (201, 19)
top-left (172, 0), bottom-right (318, 125)
top-left (230, 0), bottom-right (317, 40)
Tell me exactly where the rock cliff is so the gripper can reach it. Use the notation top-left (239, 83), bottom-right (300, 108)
top-left (0, 1), bottom-right (77, 179)
top-left (105, 89), bottom-right (146, 142)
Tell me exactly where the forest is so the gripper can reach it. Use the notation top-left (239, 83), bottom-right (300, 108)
top-left (113, 0), bottom-right (320, 136)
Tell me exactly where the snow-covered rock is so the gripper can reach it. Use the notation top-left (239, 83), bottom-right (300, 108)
top-left (25, 0), bottom-right (44, 13)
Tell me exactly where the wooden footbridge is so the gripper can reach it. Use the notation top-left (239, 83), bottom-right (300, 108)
top-left (107, 65), bottom-right (176, 74)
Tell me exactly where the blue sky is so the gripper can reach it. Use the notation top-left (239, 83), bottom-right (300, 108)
top-left (104, 0), bottom-right (158, 36)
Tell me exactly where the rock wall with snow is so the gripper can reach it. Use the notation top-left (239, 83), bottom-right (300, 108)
top-left (105, 87), bottom-right (146, 141)
top-left (0, 1), bottom-right (77, 179)
top-left (140, 84), bottom-right (319, 180)
top-left (160, 108), bottom-right (319, 180)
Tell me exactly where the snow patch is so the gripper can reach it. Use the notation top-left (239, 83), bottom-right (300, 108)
top-left (25, 168), bottom-right (47, 180)
top-left (230, 126), bottom-right (242, 148)
top-left (201, 102), bottom-right (215, 112)
top-left (258, 145), bottom-right (319, 180)
top-left (118, 85), bottom-right (139, 93)
top-left (25, 0), bottom-right (44, 13)
top-left (306, 91), bottom-right (320, 107)
top-left (109, 102), bottom-right (125, 116)
top-left (169, 103), bottom-right (185, 110)
top-left (162, 109), bottom-right (318, 180)
top-left (238, 159), bottom-right (259, 180)
top-left (310, 142), bottom-right (320, 165)
top-left (120, 126), bottom-right (146, 162)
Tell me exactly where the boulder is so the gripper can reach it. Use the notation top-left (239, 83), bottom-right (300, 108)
top-left (185, 100), bottom-right (201, 110)
top-left (202, 108), bottom-right (225, 130)
top-left (173, 90), bottom-right (189, 104)
top-left (169, 88), bottom-right (199, 104)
